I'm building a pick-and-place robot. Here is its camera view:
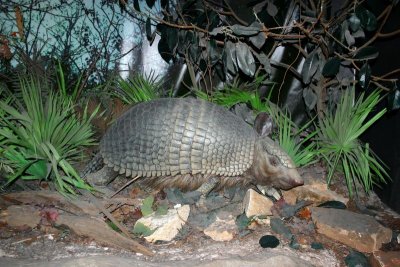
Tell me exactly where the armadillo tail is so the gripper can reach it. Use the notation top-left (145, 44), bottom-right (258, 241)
top-left (80, 153), bottom-right (104, 178)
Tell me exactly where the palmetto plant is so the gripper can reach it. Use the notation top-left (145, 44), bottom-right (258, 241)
top-left (197, 75), bottom-right (271, 113)
top-left (269, 105), bottom-right (318, 168)
top-left (0, 77), bottom-right (98, 194)
top-left (114, 71), bottom-right (162, 105)
top-left (316, 88), bottom-right (388, 195)
top-left (198, 81), bottom-right (317, 167)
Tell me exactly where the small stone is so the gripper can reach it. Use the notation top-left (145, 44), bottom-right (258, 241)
top-left (317, 200), bottom-right (347, 209)
top-left (310, 242), bottom-right (324, 250)
top-left (243, 189), bottom-right (273, 217)
top-left (203, 214), bottom-right (237, 242)
top-left (345, 250), bottom-right (369, 267)
top-left (283, 182), bottom-right (349, 206)
top-left (135, 205), bottom-right (190, 243)
top-left (311, 207), bottom-right (392, 253)
top-left (289, 237), bottom-right (300, 250)
top-left (270, 217), bottom-right (293, 240)
top-left (259, 235), bottom-right (280, 248)
top-left (370, 250), bottom-right (400, 267)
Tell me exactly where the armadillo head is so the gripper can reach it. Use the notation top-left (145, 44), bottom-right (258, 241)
top-left (250, 137), bottom-right (304, 190)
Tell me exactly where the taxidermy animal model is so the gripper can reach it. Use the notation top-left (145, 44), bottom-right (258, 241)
top-left (82, 98), bottom-right (303, 193)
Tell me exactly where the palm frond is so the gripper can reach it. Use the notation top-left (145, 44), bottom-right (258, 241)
top-left (316, 88), bottom-right (388, 195)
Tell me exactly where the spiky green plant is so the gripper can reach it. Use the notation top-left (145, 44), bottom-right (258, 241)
top-left (198, 80), bottom-right (317, 167)
top-left (56, 60), bottom-right (82, 103)
top-left (269, 105), bottom-right (318, 167)
top-left (0, 77), bottom-right (98, 194)
top-left (316, 88), bottom-right (388, 195)
top-left (114, 71), bottom-right (162, 104)
top-left (197, 75), bottom-right (271, 113)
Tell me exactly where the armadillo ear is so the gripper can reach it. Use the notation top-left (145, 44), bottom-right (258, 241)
top-left (254, 112), bottom-right (273, 136)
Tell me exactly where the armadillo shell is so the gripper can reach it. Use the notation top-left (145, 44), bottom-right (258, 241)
top-left (100, 98), bottom-right (256, 178)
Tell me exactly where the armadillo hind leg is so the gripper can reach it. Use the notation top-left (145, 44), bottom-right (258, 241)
top-left (80, 153), bottom-right (118, 185)
top-left (80, 153), bottom-right (104, 178)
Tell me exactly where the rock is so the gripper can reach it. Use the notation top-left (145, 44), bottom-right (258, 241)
top-left (243, 189), bottom-right (273, 217)
top-left (0, 205), bottom-right (41, 228)
top-left (270, 218), bottom-right (293, 240)
top-left (259, 235), bottom-right (280, 248)
top-left (0, 254), bottom-right (313, 267)
top-left (311, 207), bottom-right (392, 253)
top-left (345, 250), bottom-right (369, 267)
top-left (283, 182), bottom-right (349, 206)
top-left (370, 251), bottom-right (400, 267)
top-left (203, 213), bottom-right (237, 242)
top-left (135, 205), bottom-right (190, 243)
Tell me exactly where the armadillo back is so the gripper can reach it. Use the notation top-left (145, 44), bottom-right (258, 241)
top-left (100, 98), bottom-right (256, 178)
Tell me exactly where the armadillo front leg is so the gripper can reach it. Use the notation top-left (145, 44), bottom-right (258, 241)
top-left (257, 185), bottom-right (282, 201)
top-left (182, 177), bottom-right (219, 204)
top-left (195, 177), bottom-right (219, 195)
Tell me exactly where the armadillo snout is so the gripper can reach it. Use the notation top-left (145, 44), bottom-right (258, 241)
top-left (273, 168), bottom-right (303, 190)
top-left (251, 138), bottom-right (304, 190)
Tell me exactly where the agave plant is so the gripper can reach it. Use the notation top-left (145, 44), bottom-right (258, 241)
top-left (316, 88), bottom-right (388, 195)
top-left (0, 77), bottom-right (98, 194)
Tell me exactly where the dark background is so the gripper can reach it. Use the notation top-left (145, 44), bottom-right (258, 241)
top-left (362, 3), bottom-right (400, 213)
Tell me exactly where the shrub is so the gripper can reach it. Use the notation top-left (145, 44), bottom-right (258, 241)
top-left (0, 77), bottom-right (98, 194)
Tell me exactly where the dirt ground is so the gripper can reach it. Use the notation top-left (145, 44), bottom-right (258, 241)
top-left (1, 165), bottom-right (399, 267)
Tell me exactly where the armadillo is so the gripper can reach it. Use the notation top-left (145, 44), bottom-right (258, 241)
top-left (83, 98), bottom-right (303, 191)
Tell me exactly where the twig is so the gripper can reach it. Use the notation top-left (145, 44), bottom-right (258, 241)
top-left (110, 176), bottom-right (141, 198)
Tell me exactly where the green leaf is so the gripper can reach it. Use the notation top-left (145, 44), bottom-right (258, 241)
top-left (356, 6), bottom-right (377, 31)
top-left (301, 49), bottom-right (319, 84)
top-left (155, 203), bottom-right (168, 216)
top-left (354, 46), bottom-right (379, 60)
top-left (348, 14), bottom-right (361, 32)
top-left (141, 195), bottom-right (155, 217)
top-left (235, 42), bottom-right (256, 77)
top-left (358, 63), bottom-right (371, 89)
top-left (236, 213), bottom-right (251, 231)
top-left (214, 63), bottom-right (226, 82)
top-left (133, 0), bottom-right (140, 12)
top-left (209, 27), bottom-right (223, 36)
top-left (267, 1), bottom-right (278, 17)
top-left (146, 0), bottom-right (155, 8)
top-left (158, 36), bottom-right (173, 62)
top-left (187, 32), bottom-right (199, 61)
top-left (303, 87), bottom-right (317, 110)
top-left (208, 39), bottom-right (219, 66)
top-left (146, 18), bottom-right (152, 42)
top-left (160, 0), bottom-right (168, 8)
top-left (133, 222), bottom-right (155, 236)
top-left (250, 32), bottom-right (266, 49)
top-left (166, 28), bottom-right (178, 53)
top-left (388, 88), bottom-right (400, 111)
top-left (322, 57), bottom-right (341, 77)
top-left (223, 41), bottom-right (237, 75)
top-left (231, 24), bottom-right (261, 36)
top-left (26, 159), bottom-right (48, 178)
top-left (253, 52), bottom-right (271, 74)
top-left (344, 29), bottom-right (355, 46)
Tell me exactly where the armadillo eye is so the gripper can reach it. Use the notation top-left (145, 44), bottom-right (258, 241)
top-left (270, 156), bottom-right (279, 167)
